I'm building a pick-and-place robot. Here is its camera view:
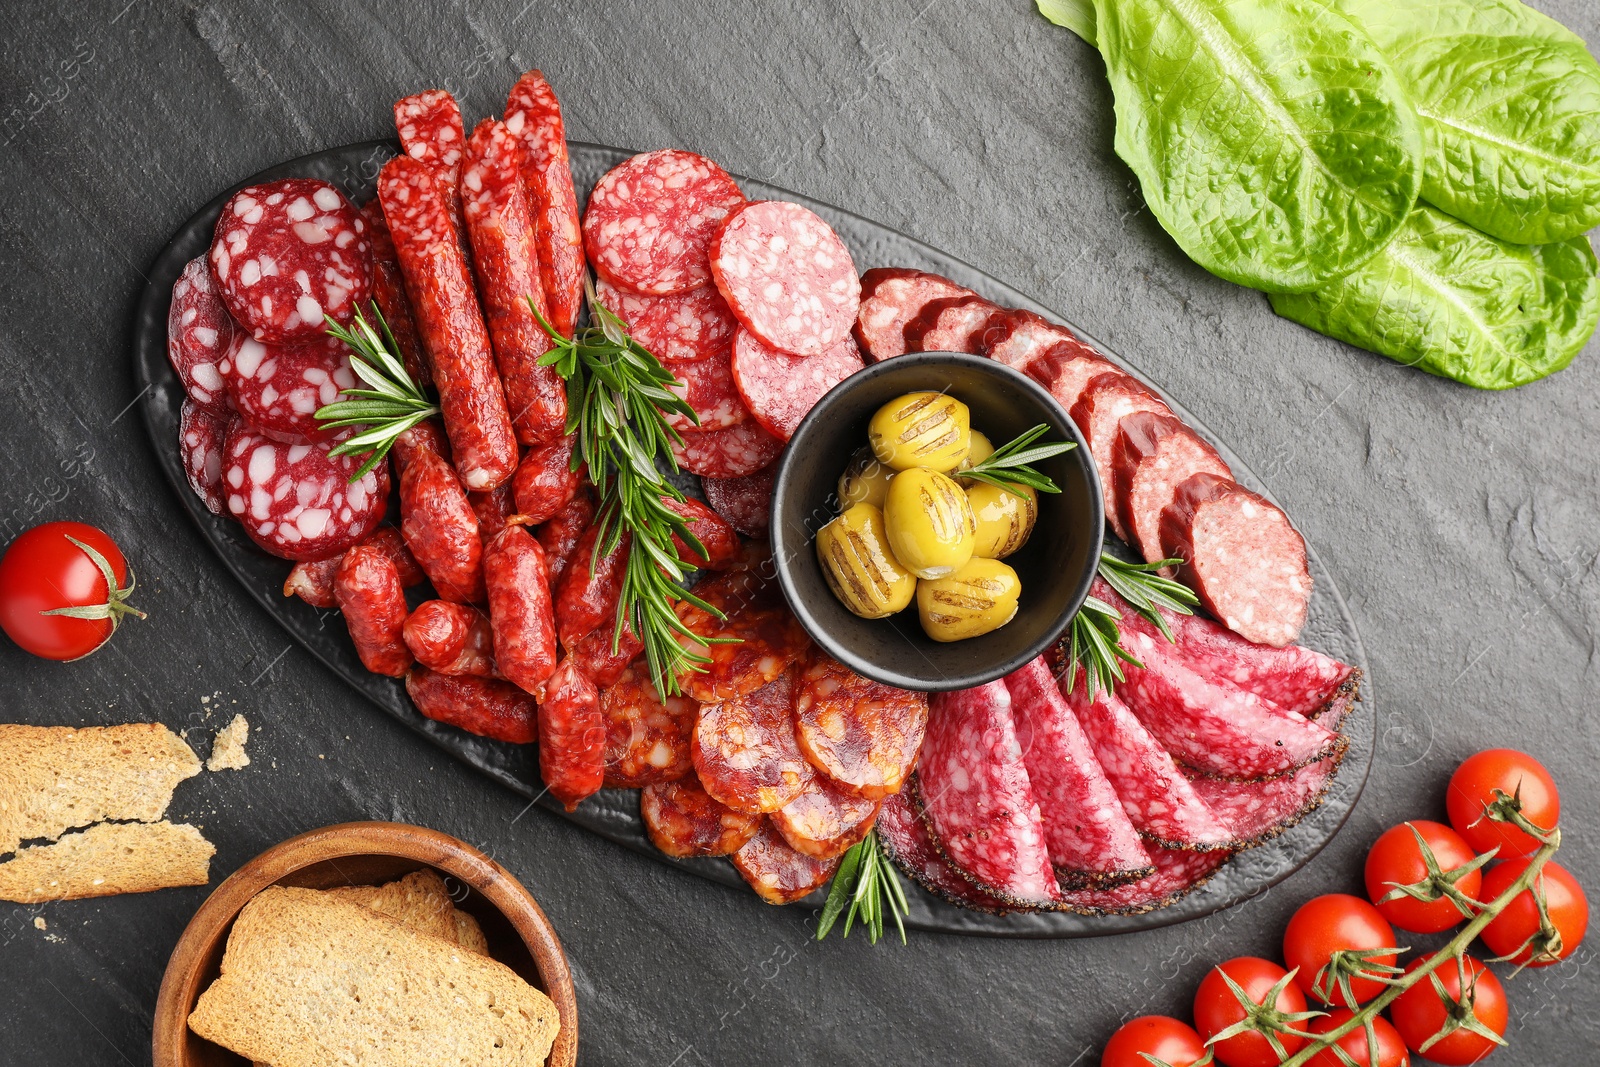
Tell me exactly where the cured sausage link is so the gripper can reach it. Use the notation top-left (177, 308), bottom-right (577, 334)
top-left (537, 659), bottom-right (605, 811)
top-left (398, 446), bottom-right (485, 604)
top-left (405, 666), bottom-right (537, 743)
top-left (511, 435), bottom-right (581, 525)
top-left (403, 600), bottom-right (497, 678)
top-left (536, 487), bottom-right (597, 588)
top-left (483, 525), bottom-right (559, 694)
top-left (553, 521), bottom-right (630, 649)
top-left (360, 198), bottom-right (432, 390)
top-left (393, 89), bottom-right (471, 261)
top-left (505, 70), bottom-right (586, 337)
top-left (334, 546), bottom-right (413, 677)
top-left (461, 119), bottom-right (567, 446)
top-left (378, 155), bottom-right (517, 491)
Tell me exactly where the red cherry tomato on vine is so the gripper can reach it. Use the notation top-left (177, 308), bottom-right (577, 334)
top-left (1193, 957), bottom-right (1308, 1067)
top-left (1479, 857), bottom-right (1588, 967)
top-left (1101, 1015), bottom-right (1207, 1067)
top-left (1364, 821), bottom-right (1483, 934)
top-left (1283, 893), bottom-right (1399, 1006)
top-left (1389, 954), bottom-right (1507, 1065)
top-left (0, 522), bottom-right (146, 661)
top-left (1305, 1009), bottom-right (1409, 1067)
top-left (1446, 749), bottom-right (1559, 858)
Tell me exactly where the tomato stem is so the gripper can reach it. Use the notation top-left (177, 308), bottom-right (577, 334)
top-left (37, 535), bottom-right (146, 630)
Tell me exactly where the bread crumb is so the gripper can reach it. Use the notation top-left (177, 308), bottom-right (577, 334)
top-left (206, 715), bottom-right (251, 772)
top-left (33, 916), bottom-right (46, 931)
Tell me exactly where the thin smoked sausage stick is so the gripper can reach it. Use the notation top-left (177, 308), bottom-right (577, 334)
top-left (505, 70), bottom-right (586, 338)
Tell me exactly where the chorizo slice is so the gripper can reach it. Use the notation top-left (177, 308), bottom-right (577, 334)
top-left (673, 567), bottom-right (809, 703)
top-left (640, 777), bottom-right (760, 858)
top-left (771, 777), bottom-right (880, 861)
top-left (794, 651), bottom-right (927, 800)
top-left (691, 669), bottom-right (814, 814)
top-left (731, 821), bottom-right (840, 905)
top-left (601, 665), bottom-right (697, 788)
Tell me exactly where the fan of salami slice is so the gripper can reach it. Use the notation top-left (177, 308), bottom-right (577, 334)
top-left (222, 423), bottom-right (389, 562)
top-left (853, 268), bottom-right (973, 362)
top-left (710, 200), bottom-right (860, 357)
top-left (730, 329), bottom-right (863, 440)
top-left (595, 278), bottom-right (738, 364)
top-left (167, 256), bottom-right (236, 413)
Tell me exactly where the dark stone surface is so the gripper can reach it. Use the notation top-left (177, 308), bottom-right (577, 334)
top-left (1, 1), bottom-right (1595, 1063)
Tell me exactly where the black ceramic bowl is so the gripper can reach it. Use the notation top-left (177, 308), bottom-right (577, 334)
top-left (771, 352), bottom-right (1103, 691)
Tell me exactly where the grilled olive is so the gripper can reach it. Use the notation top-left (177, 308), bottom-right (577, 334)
top-left (917, 558), bottom-right (1021, 642)
top-left (836, 447), bottom-right (895, 510)
top-left (956, 430), bottom-right (994, 480)
top-left (967, 482), bottom-right (1037, 559)
top-left (882, 467), bottom-right (976, 580)
top-left (868, 392), bottom-right (971, 473)
top-left (816, 504), bottom-right (916, 619)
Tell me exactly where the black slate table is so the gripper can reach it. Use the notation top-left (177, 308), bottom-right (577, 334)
top-left (3, 2), bottom-right (1597, 1063)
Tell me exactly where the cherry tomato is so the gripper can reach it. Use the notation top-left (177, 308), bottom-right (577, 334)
top-left (0, 522), bottom-right (145, 661)
top-left (1102, 1015), bottom-right (1207, 1067)
top-left (1305, 1008), bottom-right (1409, 1067)
top-left (1446, 749), bottom-right (1559, 857)
top-left (1193, 957), bottom-right (1308, 1067)
top-left (1389, 954), bottom-right (1507, 1065)
top-left (1479, 857), bottom-right (1588, 967)
top-left (1283, 893), bottom-right (1399, 1007)
top-left (1364, 820), bottom-right (1483, 934)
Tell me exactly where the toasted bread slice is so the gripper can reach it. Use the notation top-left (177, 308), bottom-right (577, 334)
top-left (190, 887), bottom-right (559, 1067)
top-left (0, 723), bottom-right (201, 855)
top-left (453, 908), bottom-right (490, 955)
top-left (0, 821), bottom-right (214, 902)
top-left (325, 868), bottom-right (460, 944)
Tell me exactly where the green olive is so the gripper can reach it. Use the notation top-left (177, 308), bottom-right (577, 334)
top-left (816, 504), bottom-right (916, 619)
top-left (868, 392), bottom-right (971, 473)
top-left (837, 447), bottom-right (895, 510)
top-left (917, 558), bottom-right (1021, 642)
top-left (882, 467), bottom-right (976, 580)
top-left (967, 482), bottom-right (1037, 559)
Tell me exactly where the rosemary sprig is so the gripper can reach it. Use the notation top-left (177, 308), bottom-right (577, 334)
top-left (316, 304), bottom-right (440, 480)
top-left (1062, 552), bottom-right (1199, 697)
top-left (1095, 553), bottom-right (1198, 640)
top-left (816, 830), bottom-right (909, 945)
top-left (961, 423), bottom-right (1077, 494)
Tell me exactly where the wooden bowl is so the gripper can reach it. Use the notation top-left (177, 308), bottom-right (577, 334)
top-left (152, 821), bottom-right (578, 1067)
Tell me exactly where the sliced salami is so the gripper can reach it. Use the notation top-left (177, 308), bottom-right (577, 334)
top-left (904, 295), bottom-right (998, 354)
top-left (583, 149), bottom-right (745, 295)
top-left (208, 178), bottom-right (371, 344)
top-left (975, 308), bottom-right (1081, 373)
top-left (641, 777), bottom-right (761, 858)
top-left (1005, 657), bottom-right (1153, 887)
top-left (1113, 411), bottom-right (1232, 564)
top-left (674, 573), bottom-right (810, 702)
top-left (668, 419), bottom-right (784, 478)
top-left (222, 332), bottom-right (354, 441)
top-left (1160, 472), bottom-right (1312, 648)
top-left (1185, 753), bottom-right (1341, 845)
top-left (853, 268), bottom-right (973, 362)
top-left (360, 199), bottom-right (431, 390)
top-left (919, 682), bottom-right (1061, 906)
top-left (1060, 681), bottom-right (1238, 851)
top-left (222, 423), bottom-right (388, 562)
top-left (167, 256), bottom-right (236, 413)
top-left (601, 664), bottom-right (697, 787)
top-left (731, 821), bottom-right (840, 905)
top-left (179, 401), bottom-right (232, 516)
top-left (505, 71), bottom-right (587, 337)
top-left (663, 345), bottom-right (749, 433)
top-left (702, 467), bottom-right (774, 537)
top-left (1069, 371), bottom-right (1173, 541)
top-left (1025, 343), bottom-right (1117, 420)
top-left (730, 329), bottom-right (863, 440)
top-left (793, 650), bottom-right (927, 800)
top-left (771, 777), bottom-right (880, 861)
top-left (594, 278), bottom-right (738, 364)
top-left (877, 785), bottom-right (1013, 914)
top-left (1055, 845), bottom-right (1232, 916)
top-left (710, 200), bottom-right (860, 357)
top-left (691, 669), bottom-right (814, 814)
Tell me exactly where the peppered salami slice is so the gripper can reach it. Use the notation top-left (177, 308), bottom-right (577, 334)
top-left (595, 278), bottom-right (738, 363)
top-left (1055, 845), bottom-right (1232, 916)
top-left (1060, 681), bottom-right (1238, 851)
top-left (877, 785), bottom-right (1014, 914)
top-left (663, 344), bottom-right (749, 433)
top-left (584, 149), bottom-right (746, 295)
top-left (179, 401), bottom-right (233, 516)
top-left (702, 467), bottom-right (774, 537)
top-left (771, 777), bottom-right (880, 860)
top-left (209, 178), bottom-right (371, 344)
top-left (1185, 753), bottom-right (1341, 845)
top-left (853, 268), bottom-right (973, 362)
top-left (1160, 472), bottom-right (1312, 648)
top-left (710, 201), bottom-right (860, 357)
top-left (675, 575), bottom-right (811, 703)
top-left (222, 332), bottom-right (355, 441)
top-left (1005, 657), bottom-right (1153, 888)
top-left (692, 669), bottom-right (814, 814)
top-left (919, 681), bottom-right (1061, 906)
top-left (1113, 411), bottom-right (1232, 564)
top-left (904, 295), bottom-right (999, 355)
top-left (505, 70), bottom-right (587, 337)
top-left (732, 820), bottom-right (841, 905)
top-left (731, 329), bottom-right (863, 440)
top-left (601, 664), bottom-right (697, 787)
top-left (167, 257), bottom-right (236, 413)
top-left (1070, 371), bottom-right (1173, 541)
top-left (222, 423), bottom-right (388, 562)
top-left (641, 777), bottom-right (761, 857)
top-left (1025, 342), bottom-right (1117, 419)
top-left (794, 650), bottom-right (927, 800)
top-left (975, 308), bottom-right (1082, 373)
top-left (668, 419), bottom-right (784, 478)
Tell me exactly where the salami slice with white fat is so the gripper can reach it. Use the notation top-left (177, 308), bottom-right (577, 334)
top-left (919, 681), bottom-right (1061, 906)
top-left (663, 344), bottom-right (749, 432)
top-left (1113, 411), bottom-right (1232, 564)
top-left (167, 257), bottom-right (236, 413)
top-left (771, 777), bottom-right (880, 860)
top-left (601, 664), bottom-right (697, 788)
top-left (208, 178), bottom-right (371, 344)
top-left (731, 329), bottom-right (863, 440)
top-left (222, 423), bottom-right (388, 562)
top-left (1184, 754), bottom-right (1341, 844)
top-left (1059, 680), bottom-right (1238, 851)
top-left (702, 466), bottom-right (774, 537)
top-left (1025, 343), bottom-right (1117, 420)
top-left (668, 418), bottom-right (784, 478)
top-left (673, 567), bottom-right (812, 702)
top-left (794, 650), bottom-right (927, 800)
top-left (853, 268), bottom-right (973, 362)
top-left (179, 401), bottom-right (234, 516)
top-left (877, 785), bottom-right (1014, 914)
top-left (1160, 472), bottom-right (1312, 647)
top-left (710, 201), bottom-right (860, 357)
top-left (1055, 845), bottom-right (1231, 916)
top-left (975, 309), bottom-right (1082, 372)
top-left (1005, 658), bottom-right (1153, 887)
top-left (641, 777), bottom-right (761, 858)
top-left (595, 278), bottom-right (738, 363)
top-left (904, 294), bottom-right (998, 354)
top-left (222, 332), bottom-right (355, 441)
top-left (732, 820), bottom-right (841, 905)
top-left (583, 149), bottom-right (746, 295)
top-left (691, 669), bottom-right (814, 814)
top-left (1070, 371), bottom-right (1173, 541)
